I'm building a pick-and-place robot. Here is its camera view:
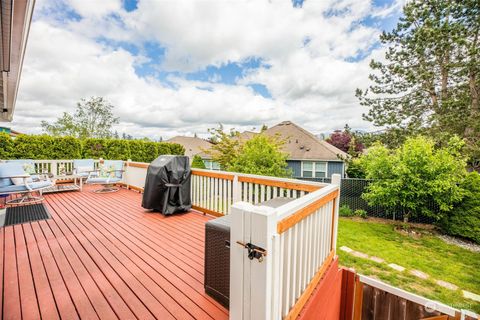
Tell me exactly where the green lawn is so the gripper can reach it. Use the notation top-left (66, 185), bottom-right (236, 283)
top-left (337, 218), bottom-right (480, 313)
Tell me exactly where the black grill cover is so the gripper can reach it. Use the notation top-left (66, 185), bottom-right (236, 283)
top-left (142, 155), bottom-right (192, 215)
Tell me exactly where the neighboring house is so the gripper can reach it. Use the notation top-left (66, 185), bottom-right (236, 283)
top-left (166, 136), bottom-right (220, 169)
top-left (260, 121), bottom-right (348, 178)
top-left (235, 130), bottom-right (258, 141)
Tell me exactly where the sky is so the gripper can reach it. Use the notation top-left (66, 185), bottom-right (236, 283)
top-left (11, 0), bottom-right (404, 140)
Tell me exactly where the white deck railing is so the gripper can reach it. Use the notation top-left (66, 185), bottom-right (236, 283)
top-left (230, 176), bottom-right (340, 320)
top-left (122, 162), bottom-right (328, 217)
top-left (26, 159), bottom-right (339, 320)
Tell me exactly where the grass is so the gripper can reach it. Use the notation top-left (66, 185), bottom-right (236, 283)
top-left (337, 217), bottom-right (480, 313)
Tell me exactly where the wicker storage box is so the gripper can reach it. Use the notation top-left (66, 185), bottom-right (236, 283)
top-left (204, 198), bottom-right (296, 308)
top-left (205, 215), bottom-right (231, 308)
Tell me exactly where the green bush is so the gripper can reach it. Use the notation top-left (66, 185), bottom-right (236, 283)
top-left (157, 142), bottom-right (171, 155)
top-left (82, 138), bottom-right (107, 159)
top-left (191, 155), bottom-right (206, 169)
top-left (440, 172), bottom-right (480, 244)
top-left (106, 139), bottom-right (131, 160)
top-left (128, 140), bottom-right (147, 162)
top-left (0, 132), bottom-right (13, 159)
top-left (340, 205), bottom-right (354, 217)
top-left (354, 209), bottom-right (368, 219)
top-left (0, 134), bottom-right (185, 162)
top-left (168, 143), bottom-right (185, 155)
top-left (51, 136), bottom-right (82, 159)
top-left (12, 135), bottom-right (55, 159)
top-left (360, 136), bottom-right (466, 222)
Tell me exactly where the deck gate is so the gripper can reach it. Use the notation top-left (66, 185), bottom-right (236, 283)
top-left (230, 175), bottom-right (341, 320)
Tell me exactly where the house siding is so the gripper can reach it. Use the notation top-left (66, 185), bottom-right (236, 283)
top-left (287, 160), bottom-right (302, 177)
top-left (288, 160), bottom-right (344, 178)
top-left (327, 161), bottom-right (344, 177)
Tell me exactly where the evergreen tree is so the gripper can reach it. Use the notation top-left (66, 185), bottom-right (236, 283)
top-left (357, 0), bottom-right (480, 168)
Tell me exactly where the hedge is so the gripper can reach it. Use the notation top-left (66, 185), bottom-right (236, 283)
top-left (0, 134), bottom-right (184, 161)
top-left (440, 171), bottom-right (480, 244)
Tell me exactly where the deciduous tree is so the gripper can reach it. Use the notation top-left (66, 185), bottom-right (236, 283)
top-left (360, 136), bottom-right (466, 222)
top-left (41, 96), bottom-right (119, 139)
top-left (357, 0), bottom-right (480, 168)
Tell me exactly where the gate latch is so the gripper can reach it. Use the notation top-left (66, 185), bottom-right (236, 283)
top-left (236, 241), bottom-right (267, 262)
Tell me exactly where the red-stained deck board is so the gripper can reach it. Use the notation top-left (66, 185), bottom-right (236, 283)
top-left (61, 189), bottom-right (227, 317)
top-left (3, 226), bottom-right (22, 320)
top-left (13, 224), bottom-right (41, 320)
top-left (50, 192), bottom-right (224, 319)
top-left (2, 186), bottom-right (229, 320)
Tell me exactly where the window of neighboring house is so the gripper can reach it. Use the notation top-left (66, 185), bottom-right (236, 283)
top-left (302, 161), bottom-right (327, 178)
top-left (302, 161), bottom-right (313, 177)
top-left (314, 161), bottom-right (327, 178)
top-left (203, 160), bottom-right (221, 170)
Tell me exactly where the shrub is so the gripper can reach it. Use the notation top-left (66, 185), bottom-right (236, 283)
top-left (360, 136), bottom-right (466, 222)
top-left (440, 172), bottom-right (480, 244)
top-left (144, 141), bottom-right (160, 162)
top-left (82, 138), bottom-right (107, 159)
top-left (0, 132), bottom-right (13, 159)
top-left (191, 155), bottom-right (206, 169)
top-left (51, 136), bottom-right (82, 159)
top-left (157, 142), bottom-right (171, 155)
top-left (12, 135), bottom-right (54, 159)
top-left (127, 140), bottom-right (147, 162)
top-left (0, 134), bottom-right (185, 162)
top-left (340, 205), bottom-right (354, 217)
top-left (354, 209), bottom-right (368, 219)
top-left (346, 158), bottom-right (365, 178)
top-left (229, 134), bottom-right (291, 177)
top-left (106, 139), bottom-right (131, 160)
top-left (168, 143), bottom-right (185, 155)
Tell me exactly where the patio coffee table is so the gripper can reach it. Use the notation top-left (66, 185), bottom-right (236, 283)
top-left (43, 174), bottom-right (83, 193)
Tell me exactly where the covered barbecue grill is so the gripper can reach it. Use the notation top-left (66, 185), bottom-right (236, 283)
top-left (142, 155), bottom-right (192, 215)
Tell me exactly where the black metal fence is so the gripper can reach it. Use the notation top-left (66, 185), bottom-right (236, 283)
top-left (298, 177), bottom-right (437, 224)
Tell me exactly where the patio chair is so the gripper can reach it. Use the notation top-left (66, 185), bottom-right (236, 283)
top-left (6, 159), bottom-right (48, 181)
top-left (85, 160), bottom-right (124, 193)
top-left (73, 159), bottom-right (96, 179)
top-left (0, 162), bottom-right (53, 205)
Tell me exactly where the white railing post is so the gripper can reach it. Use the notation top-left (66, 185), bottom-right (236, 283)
top-left (230, 202), bottom-right (277, 320)
top-left (331, 174), bottom-right (341, 253)
top-left (232, 174), bottom-right (241, 203)
top-left (124, 159), bottom-right (131, 186)
top-left (51, 160), bottom-right (58, 176)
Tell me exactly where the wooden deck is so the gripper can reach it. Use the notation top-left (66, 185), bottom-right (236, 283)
top-left (1, 186), bottom-right (229, 320)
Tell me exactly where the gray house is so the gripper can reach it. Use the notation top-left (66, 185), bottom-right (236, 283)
top-left (261, 121), bottom-right (348, 178)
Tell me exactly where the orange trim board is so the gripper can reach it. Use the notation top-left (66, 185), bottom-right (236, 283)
top-left (277, 189), bottom-right (338, 234)
top-left (126, 162), bottom-right (149, 169)
top-left (285, 251), bottom-right (336, 320)
top-left (191, 170), bottom-right (235, 181)
top-left (238, 176), bottom-right (321, 193)
top-left (191, 205), bottom-right (225, 217)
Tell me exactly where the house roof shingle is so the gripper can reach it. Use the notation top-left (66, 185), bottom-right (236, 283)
top-left (262, 121), bottom-right (348, 161)
top-left (166, 136), bottom-right (213, 160)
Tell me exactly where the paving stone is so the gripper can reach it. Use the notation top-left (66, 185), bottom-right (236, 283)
top-left (388, 263), bottom-right (405, 272)
top-left (436, 280), bottom-right (458, 290)
top-left (351, 251), bottom-right (369, 259)
top-left (369, 256), bottom-right (385, 264)
top-left (410, 269), bottom-right (429, 279)
top-left (463, 290), bottom-right (480, 302)
top-left (340, 246), bottom-right (353, 253)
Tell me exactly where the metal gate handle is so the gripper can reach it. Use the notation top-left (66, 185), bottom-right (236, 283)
top-left (236, 241), bottom-right (267, 262)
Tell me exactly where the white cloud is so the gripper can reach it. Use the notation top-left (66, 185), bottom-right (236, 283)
top-left (11, 0), bottom-right (402, 138)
